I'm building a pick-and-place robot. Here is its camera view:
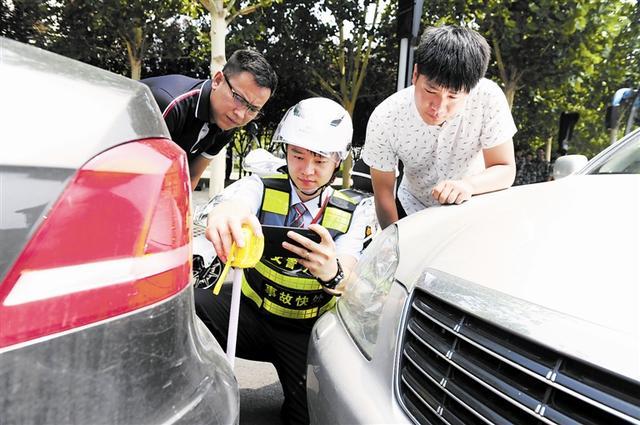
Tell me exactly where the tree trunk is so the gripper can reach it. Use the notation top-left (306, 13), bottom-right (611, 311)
top-left (208, 152), bottom-right (226, 196)
top-left (209, 0), bottom-right (227, 76)
top-left (339, 0), bottom-right (380, 189)
top-left (341, 101), bottom-right (355, 188)
top-left (129, 55), bottom-right (142, 80)
top-left (503, 79), bottom-right (516, 110)
top-left (199, 0), bottom-right (276, 195)
top-left (124, 26), bottom-right (144, 80)
top-left (341, 154), bottom-right (353, 188)
top-left (490, 31), bottom-right (518, 110)
top-left (207, 1), bottom-right (227, 197)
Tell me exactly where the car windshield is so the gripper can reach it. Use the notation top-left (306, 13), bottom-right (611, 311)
top-left (587, 130), bottom-right (640, 175)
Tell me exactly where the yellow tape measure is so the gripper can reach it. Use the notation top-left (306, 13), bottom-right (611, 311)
top-left (212, 225), bottom-right (264, 295)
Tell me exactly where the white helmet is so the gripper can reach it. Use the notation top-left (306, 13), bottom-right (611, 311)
top-left (272, 97), bottom-right (352, 161)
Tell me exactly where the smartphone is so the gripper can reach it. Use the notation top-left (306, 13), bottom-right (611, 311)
top-left (261, 225), bottom-right (321, 259)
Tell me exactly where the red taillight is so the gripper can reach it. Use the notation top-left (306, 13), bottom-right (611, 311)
top-left (0, 139), bottom-right (192, 349)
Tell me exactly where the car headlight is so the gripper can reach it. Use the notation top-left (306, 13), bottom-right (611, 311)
top-left (338, 224), bottom-right (399, 359)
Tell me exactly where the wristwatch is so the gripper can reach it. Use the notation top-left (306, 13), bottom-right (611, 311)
top-left (317, 259), bottom-right (344, 290)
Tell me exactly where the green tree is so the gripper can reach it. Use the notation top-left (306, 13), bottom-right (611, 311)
top-left (49, 1), bottom-right (128, 75)
top-left (221, 0), bottom-right (331, 182)
top-left (313, 0), bottom-right (385, 187)
top-left (0, 0), bottom-right (52, 46)
top-left (197, 0), bottom-right (281, 195)
top-left (350, 1), bottom-right (400, 151)
top-left (224, 0), bottom-right (394, 187)
top-left (226, 0), bottom-right (333, 131)
top-left (579, 2), bottom-right (640, 150)
top-left (7, 0), bottom-right (206, 80)
top-left (53, 0), bottom-right (190, 80)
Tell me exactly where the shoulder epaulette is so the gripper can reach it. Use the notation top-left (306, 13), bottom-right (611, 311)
top-left (329, 189), bottom-right (358, 213)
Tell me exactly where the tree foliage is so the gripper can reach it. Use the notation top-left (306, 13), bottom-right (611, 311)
top-left (1, 0), bottom-right (51, 46)
top-left (308, 0), bottom-right (385, 186)
top-left (197, 0), bottom-right (280, 74)
top-left (2, 0), bottom-right (637, 162)
top-left (226, 0), bottom-right (392, 185)
top-left (1, 0), bottom-right (204, 79)
top-left (59, 0), bottom-right (193, 80)
top-left (225, 0), bottom-right (331, 140)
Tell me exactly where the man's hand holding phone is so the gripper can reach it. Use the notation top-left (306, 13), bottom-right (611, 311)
top-left (261, 225), bottom-right (321, 258)
top-left (281, 224), bottom-right (339, 283)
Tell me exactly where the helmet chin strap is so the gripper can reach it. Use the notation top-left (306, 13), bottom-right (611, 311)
top-left (290, 178), bottom-right (324, 206)
top-left (296, 184), bottom-right (322, 197)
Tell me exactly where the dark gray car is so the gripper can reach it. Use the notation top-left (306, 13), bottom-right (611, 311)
top-left (0, 38), bottom-right (238, 424)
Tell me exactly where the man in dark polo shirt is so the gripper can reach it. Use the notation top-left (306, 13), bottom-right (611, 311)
top-left (142, 50), bottom-right (277, 190)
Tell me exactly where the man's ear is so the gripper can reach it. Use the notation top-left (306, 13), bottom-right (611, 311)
top-left (211, 71), bottom-right (224, 89)
top-left (411, 64), bottom-right (419, 85)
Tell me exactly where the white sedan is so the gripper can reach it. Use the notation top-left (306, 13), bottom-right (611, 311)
top-left (307, 128), bottom-right (640, 424)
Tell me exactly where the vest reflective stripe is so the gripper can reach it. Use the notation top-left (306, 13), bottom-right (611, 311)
top-left (318, 297), bottom-right (337, 315)
top-left (244, 267), bottom-right (334, 316)
top-left (264, 174), bottom-right (289, 181)
top-left (262, 188), bottom-right (289, 215)
top-left (262, 297), bottom-right (337, 320)
top-left (260, 175), bottom-right (358, 234)
top-left (263, 298), bottom-right (319, 320)
top-left (255, 261), bottom-right (322, 291)
top-left (260, 175), bottom-right (290, 225)
top-left (241, 274), bottom-right (337, 320)
top-left (241, 275), bottom-right (263, 307)
top-left (331, 190), bottom-right (354, 203)
top-left (321, 206), bottom-right (352, 233)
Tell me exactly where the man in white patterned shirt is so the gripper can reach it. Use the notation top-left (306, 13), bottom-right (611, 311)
top-left (362, 25), bottom-right (517, 229)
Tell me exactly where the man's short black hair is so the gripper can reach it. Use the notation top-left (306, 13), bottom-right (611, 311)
top-left (414, 25), bottom-right (490, 93)
top-left (223, 49), bottom-right (278, 95)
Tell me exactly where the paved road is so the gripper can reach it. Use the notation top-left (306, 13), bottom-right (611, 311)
top-left (193, 190), bottom-right (285, 425)
top-left (236, 359), bottom-right (283, 425)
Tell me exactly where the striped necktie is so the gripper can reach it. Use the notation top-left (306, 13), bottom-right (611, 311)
top-left (287, 202), bottom-right (307, 228)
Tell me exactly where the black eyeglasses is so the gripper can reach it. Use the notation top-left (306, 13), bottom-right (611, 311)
top-left (223, 73), bottom-right (263, 118)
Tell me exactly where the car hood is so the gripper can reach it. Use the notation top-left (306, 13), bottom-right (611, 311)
top-left (396, 175), bottom-right (640, 380)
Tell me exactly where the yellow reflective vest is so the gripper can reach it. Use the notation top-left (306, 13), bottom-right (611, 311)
top-left (241, 174), bottom-right (358, 322)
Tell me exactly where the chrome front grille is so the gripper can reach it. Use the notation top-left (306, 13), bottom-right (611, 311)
top-left (398, 288), bottom-right (640, 425)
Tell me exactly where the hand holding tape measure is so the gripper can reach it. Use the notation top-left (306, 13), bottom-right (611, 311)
top-left (212, 225), bottom-right (264, 295)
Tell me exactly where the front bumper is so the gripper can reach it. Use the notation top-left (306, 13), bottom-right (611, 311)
top-left (307, 283), bottom-right (411, 425)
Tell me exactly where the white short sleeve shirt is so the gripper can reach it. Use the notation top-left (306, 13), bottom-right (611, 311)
top-left (362, 78), bottom-right (517, 214)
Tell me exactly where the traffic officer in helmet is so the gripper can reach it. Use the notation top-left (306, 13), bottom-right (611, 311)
top-left (195, 97), bottom-right (370, 425)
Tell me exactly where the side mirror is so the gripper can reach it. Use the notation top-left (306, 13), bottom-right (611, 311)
top-left (553, 155), bottom-right (588, 180)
